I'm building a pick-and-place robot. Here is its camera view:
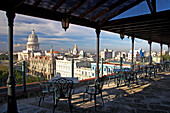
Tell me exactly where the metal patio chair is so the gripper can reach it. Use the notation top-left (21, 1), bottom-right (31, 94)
top-left (83, 77), bottom-right (105, 111)
top-left (36, 73), bottom-right (53, 106)
top-left (107, 71), bottom-right (119, 87)
top-left (52, 78), bottom-right (74, 113)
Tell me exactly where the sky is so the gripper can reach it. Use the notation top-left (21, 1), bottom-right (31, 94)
top-left (0, 0), bottom-right (170, 53)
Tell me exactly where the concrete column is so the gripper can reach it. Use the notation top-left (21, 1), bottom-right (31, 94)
top-left (95, 28), bottom-right (101, 80)
top-left (6, 11), bottom-right (18, 113)
top-left (160, 43), bottom-right (163, 63)
top-left (120, 57), bottom-right (123, 70)
top-left (50, 48), bottom-right (54, 77)
top-left (131, 36), bottom-right (134, 70)
top-left (101, 58), bottom-right (103, 77)
top-left (148, 40), bottom-right (152, 65)
top-left (71, 59), bottom-right (74, 78)
top-left (168, 45), bottom-right (169, 61)
top-left (22, 61), bottom-right (26, 92)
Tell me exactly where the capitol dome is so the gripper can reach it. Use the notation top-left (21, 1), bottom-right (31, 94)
top-left (27, 29), bottom-right (39, 50)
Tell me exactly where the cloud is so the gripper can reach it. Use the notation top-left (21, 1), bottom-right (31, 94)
top-left (0, 41), bottom-right (6, 44)
top-left (14, 44), bottom-right (21, 47)
top-left (60, 48), bottom-right (64, 51)
top-left (14, 43), bottom-right (26, 47)
top-left (39, 37), bottom-right (76, 42)
top-left (0, 10), bottom-right (167, 52)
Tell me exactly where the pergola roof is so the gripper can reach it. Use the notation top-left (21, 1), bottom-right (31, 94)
top-left (0, 0), bottom-right (169, 45)
top-left (102, 10), bottom-right (170, 45)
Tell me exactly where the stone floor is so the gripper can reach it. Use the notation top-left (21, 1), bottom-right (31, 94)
top-left (1, 72), bottom-right (170, 113)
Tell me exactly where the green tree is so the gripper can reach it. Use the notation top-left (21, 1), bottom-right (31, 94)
top-left (0, 69), bottom-right (8, 86)
top-left (0, 54), bottom-right (8, 60)
top-left (162, 55), bottom-right (170, 61)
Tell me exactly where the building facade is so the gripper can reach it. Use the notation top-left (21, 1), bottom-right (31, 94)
top-left (29, 55), bottom-right (55, 79)
top-left (56, 59), bottom-right (95, 80)
top-left (100, 48), bottom-right (112, 60)
top-left (91, 62), bottom-right (131, 76)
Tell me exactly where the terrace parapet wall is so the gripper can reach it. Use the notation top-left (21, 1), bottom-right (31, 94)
top-left (0, 78), bottom-right (95, 105)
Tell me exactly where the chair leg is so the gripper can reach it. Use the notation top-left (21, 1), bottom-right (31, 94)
top-left (53, 99), bottom-right (59, 113)
top-left (90, 95), bottom-right (92, 101)
top-left (136, 74), bottom-right (138, 85)
top-left (68, 98), bottom-right (72, 113)
top-left (117, 78), bottom-right (119, 87)
top-left (108, 79), bottom-right (110, 87)
top-left (38, 97), bottom-right (42, 107)
top-left (101, 93), bottom-right (104, 106)
top-left (53, 104), bottom-right (57, 113)
top-left (94, 95), bottom-right (96, 111)
top-left (83, 93), bottom-right (85, 101)
top-left (43, 93), bottom-right (45, 101)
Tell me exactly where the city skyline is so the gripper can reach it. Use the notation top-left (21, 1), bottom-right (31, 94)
top-left (0, 0), bottom-right (169, 53)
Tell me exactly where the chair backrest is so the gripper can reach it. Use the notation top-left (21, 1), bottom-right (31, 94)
top-left (52, 78), bottom-right (74, 98)
top-left (95, 77), bottom-right (105, 93)
top-left (36, 72), bottom-right (49, 90)
top-left (36, 72), bottom-right (47, 82)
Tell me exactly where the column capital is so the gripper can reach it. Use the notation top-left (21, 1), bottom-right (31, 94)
top-left (6, 11), bottom-right (15, 26)
top-left (95, 27), bottom-right (101, 38)
top-left (148, 40), bottom-right (152, 45)
top-left (131, 36), bottom-right (135, 41)
top-left (160, 43), bottom-right (163, 46)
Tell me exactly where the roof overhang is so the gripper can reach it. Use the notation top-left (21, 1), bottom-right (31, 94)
top-left (102, 10), bottom-right (170, 45)
top-left (0, 0), bottom-right (169, 45)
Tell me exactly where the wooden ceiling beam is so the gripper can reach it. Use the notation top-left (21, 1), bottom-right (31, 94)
top-left (99, 0), bottom-right (144, 25)
top-left (79, 0), bottom-right (109, 19)
top-left (103, 10), bottom-right (170, 28)
top-left (125, 29), bottom-right (170, 33)
top-left (15, 4), bottom-right (98, 28)
top-left (151, 0), bottom-right (156, 12)
top-left (15, 0), bottom-right (26, 8)
top-left (102, 18), bottom-right (170, 29)
top-left (33, 0), bottom-right (42, 7)
top-left (51, 0), bottom-right (67, 12)
top-left (105, 21), bottom-right (170, 30)
top-left (125, 33), bottom-right (170, 44)
top-left (90, 0), bottom-right (127, 21)
top-left (110, 27), bottom-right (170, 34)
top-left (146, 0), bottom-right (155, 13)
top-left (67, 0), bottom-right (89, 15)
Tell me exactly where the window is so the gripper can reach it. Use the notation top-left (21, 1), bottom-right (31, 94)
top-left (92, 73), bottom-right (94, 76)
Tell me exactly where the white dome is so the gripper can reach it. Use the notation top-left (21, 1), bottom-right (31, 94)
top-left (27, 29), bottom-right (39, 50)
top-left (27, 30), bottom-right (38, 44)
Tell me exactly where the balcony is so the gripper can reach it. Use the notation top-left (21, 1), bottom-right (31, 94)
top-left (1, 71), bottom-right (170, 113)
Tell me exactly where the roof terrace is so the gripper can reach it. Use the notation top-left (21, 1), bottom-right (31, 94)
top-left (1, 71), bottom-right (170, 113)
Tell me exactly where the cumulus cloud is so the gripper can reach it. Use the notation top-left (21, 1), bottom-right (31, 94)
top-left (39, 37), bottom-right (76, 42)
top-left (0, 41), bottom-right (6, 44)
top-left (0, 10), bottom-right (165, 52)
top-left (14, 43), bottom-right (26, 47)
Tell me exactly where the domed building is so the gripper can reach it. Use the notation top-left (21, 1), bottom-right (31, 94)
top-left (18, 30), bottom-right (59, 79)
top-left (18, 29), bottom-right (42, 61)
top-left (27, 29), bottom-right (39, 50)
